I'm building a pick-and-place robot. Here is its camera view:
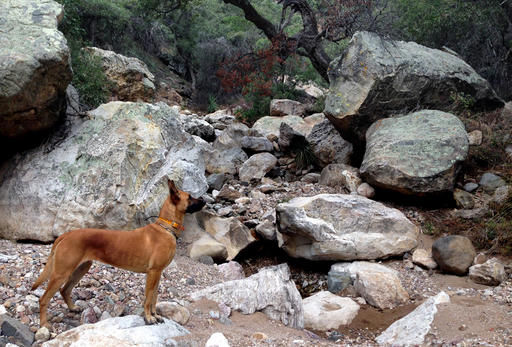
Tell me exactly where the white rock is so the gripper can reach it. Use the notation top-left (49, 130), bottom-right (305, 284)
top-left (468, 130), bottom-right (483, 146)
top-left (252, 115), bottom-right (320, 139)
top-left (332, 262), bottom-right (409, 309)
top-left (303, 291), bottom-right (360, 330)
top-left (238, 153), bottom-right (277, 182)
top-left (469, 258), bottom-right (507, 286)
top-left (217, 261), bottom-right (245, 281)
top-left (156, 302), bottom-right (190, 325)
top-left (412, 249), bottom-right (437, 269)
top-left (276, 194), bottom-right (418, 261)
top-left (35, 327), bottom-right (50, 342)
top-left (357, 182), bottom-right (375, 198)
top-left (0, 253), bottom-right (17, 263)
top-left (206, 332), bottom-right (230, 347)
top-left (190, 264), bottom-right (303, 329)
top-left (376, 292), bottom-right (450, 346)
top-left (189, 234), bottom-right (227, 261)
top-left (184, 211), bottom-right (256, 261)
top-left (41, 315), bottom-right (189, 347)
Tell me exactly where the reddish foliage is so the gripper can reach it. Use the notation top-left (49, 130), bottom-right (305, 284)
top-left (216, 36), bottom-right (293, 98)
top-left (320, 0), bottom-right (374, 41)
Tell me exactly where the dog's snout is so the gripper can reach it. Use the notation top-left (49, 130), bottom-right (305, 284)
top-left (186, 197), bottom-right (206, 213)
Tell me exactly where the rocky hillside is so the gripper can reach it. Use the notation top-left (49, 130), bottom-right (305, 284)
top-left (0, 1), bottom-right (511, 346)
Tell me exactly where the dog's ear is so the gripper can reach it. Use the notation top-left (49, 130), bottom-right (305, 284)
top-left (168, 179), bottom-right (180, 204)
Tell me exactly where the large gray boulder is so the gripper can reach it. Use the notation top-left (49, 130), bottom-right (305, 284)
top-left (206, 123), bottom-right (253, 174)
top-left (324, 31), bottom-right (503, 144)
top-left (276, 194), bottom-right (418, 261)
top-left (42, 316), bottom-right (189, 347)
top-left (238, 153), bottom-right (278, 182)
top-left (306, 120), bottom-right (353, 167)
top-left (83, 47), bottom-right (155, 102)
top-left (0, 0), bottom-right (72, 141)
top-left (190, 264), bottom-right (304, 329)
top-left (0, 102), bottom-right (208, 241)
top-left (360, 110), bottom-right (469, 195)
top-left (432, 235), bottom-right (476, 275)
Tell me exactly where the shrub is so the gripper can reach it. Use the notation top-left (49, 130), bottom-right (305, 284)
top-left (207, 95), bottom-right (218, 113)
top-left (71, 47), bottom-right (110, 110)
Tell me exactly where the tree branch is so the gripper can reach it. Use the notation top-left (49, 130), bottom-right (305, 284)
top-left (222, 0), bottom-right (278, 39)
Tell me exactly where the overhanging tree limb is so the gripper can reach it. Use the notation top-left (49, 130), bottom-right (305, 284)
top-left (222, 0), bottom-right (331, 82)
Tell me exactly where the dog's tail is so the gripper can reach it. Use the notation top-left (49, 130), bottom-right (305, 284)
top-left (31, 235), bottom-right (65, 290)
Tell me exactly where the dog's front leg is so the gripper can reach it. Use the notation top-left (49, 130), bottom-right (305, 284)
top-left (151, 276), bottom-right (164, 323)
top-left (144, 270), bottom-right (163, 324)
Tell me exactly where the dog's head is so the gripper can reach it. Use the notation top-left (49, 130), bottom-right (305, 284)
top-left (167, 179), bottom-right (206, 214)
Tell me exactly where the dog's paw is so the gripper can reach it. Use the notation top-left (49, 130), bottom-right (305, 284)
top-left (68, 304), bottom-right (82, 313)
top-left (154, 314), bottom-right (164, 323)
top-left (144, 315), bottom-right (158, 325)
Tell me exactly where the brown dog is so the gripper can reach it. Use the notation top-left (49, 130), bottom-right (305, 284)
top-left (32, 179), bottom-right (205, 328)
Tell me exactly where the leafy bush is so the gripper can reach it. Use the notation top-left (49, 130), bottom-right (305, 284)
top-left (71, 47), bottom-right (110, 109)
top-left (207, 95), bottom-right (218, 113)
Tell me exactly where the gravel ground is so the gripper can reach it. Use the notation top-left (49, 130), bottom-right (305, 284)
top-left (1, 236), bottom-right (511, 346)
top-left (0, 178), bottom-right (511, 346)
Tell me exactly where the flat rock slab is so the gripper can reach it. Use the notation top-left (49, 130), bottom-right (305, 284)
top-left (276, 194), bottom-right (418, 261)
top-left (360, 110), bottom-right (469, 195)
top-left (376, 292), bottom-right (450, 346)
top-left (252, 114), bottom-right (323, 139)
top-left (42, 315), bottom-right (189, 347)
top-left (0, 0), bottom-right (72, 140)
top-left (270, 99), bottom-right (306, 116)
top-left (303, 291), bottom-right (359, 331)
top-left (190, 264), bottom-right (304, 329)
top-left (324, 31), bottom-right (503, 144)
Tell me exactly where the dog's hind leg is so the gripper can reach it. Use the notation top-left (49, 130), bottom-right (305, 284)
top-left (39, 273), bottom-right (71, 328)
top-left (144, 269), bottom-right (163, 324)
top-left (60, 261), bottom-right (93, 312)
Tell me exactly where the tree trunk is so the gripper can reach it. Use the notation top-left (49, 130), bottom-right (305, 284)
top-left (222, 0), bottom-right (331, 82)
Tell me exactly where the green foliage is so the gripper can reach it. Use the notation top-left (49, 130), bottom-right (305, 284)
top-left (71, 46), bottom-right (110, 109)
top-left (450, 92), bottom-right (476, 111)
top-left (311, 96), bottom-right (326, 114)
top-left (239, 93), bottom-right (271, 124)
top-left (55, 0), bottom-right (86, 41)
top-left (422, 221), bottom-right (439, 236)
top-left (480, 192), bottom-right (512, 254)
top-left (390, 0), bottom-right (510, 96)
top-left (271, 82), bottom-right (301, 101)
top-left (207, 95), bottom-right (218, 113)
top-left (294, 143), bottom-right (317, 170)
